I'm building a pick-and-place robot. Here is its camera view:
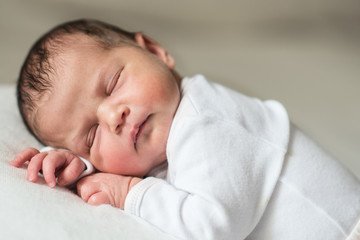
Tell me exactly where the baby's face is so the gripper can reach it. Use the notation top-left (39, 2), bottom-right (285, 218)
top-left (36, 35), bottom-right (180, 177)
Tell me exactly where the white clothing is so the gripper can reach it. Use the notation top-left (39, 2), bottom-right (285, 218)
top-left (125, 75), bottom-right (360, 239)
top-left (247, 124), bottom-right (360, 240)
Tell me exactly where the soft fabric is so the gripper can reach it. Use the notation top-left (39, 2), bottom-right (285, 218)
top-left (0, 85), bottom-right (177, 240)
top-left (124, 75), bottom-right (360, 240)
top-left (247, 123), bottom-right (360, 239)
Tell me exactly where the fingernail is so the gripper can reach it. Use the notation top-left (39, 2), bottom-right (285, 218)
top-left (27, 174), bottom-right (35, 182)
top-left (49, 181), bottom-right (56, 188)
top-left (9, 160), bottom-right (17, 167)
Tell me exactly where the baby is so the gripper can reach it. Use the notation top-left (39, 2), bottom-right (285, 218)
top-left (10, 19), bottom-right (360, 240)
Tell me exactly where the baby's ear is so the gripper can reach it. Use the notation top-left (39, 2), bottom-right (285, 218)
top-left (135, 33), bottom-right (175, 70)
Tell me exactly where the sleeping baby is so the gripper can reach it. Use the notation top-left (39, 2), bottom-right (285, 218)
top-left (10, 19), bottom-right (360, 240)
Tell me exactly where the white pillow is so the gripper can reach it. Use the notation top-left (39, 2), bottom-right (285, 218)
top-left (0, 84), bottom-right (175, 240)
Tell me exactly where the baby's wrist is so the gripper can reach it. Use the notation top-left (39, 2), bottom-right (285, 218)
top-left (128, 177), bottom-right (142, 191)
top-left (121, 177), bottom-right (142, 209)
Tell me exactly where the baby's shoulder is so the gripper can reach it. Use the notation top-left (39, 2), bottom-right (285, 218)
top-left (181, 75), bottom-right (261, 118)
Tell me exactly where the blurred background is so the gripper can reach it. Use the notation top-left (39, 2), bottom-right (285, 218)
top-left (1, 0), bottom-right (359, 178)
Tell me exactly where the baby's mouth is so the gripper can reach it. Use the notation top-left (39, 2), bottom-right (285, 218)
top-left (133, 115), bottom-right (149, 146)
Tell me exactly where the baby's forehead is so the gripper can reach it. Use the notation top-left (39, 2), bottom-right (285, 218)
top-left (55, 34), bottom-right (103, 56)
top-left (50, 35), bottom-right (104, 77)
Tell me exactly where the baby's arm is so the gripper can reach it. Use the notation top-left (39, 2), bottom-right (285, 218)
top-left (77, 173), bottom-right (142, 209)
top-left (10, 147), bottom-right (91, 187)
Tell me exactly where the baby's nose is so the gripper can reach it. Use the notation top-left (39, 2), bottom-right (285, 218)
top-left (98, 103), bottom-right (130, 134)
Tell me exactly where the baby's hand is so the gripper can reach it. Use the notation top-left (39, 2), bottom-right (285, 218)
top-left (10, 147), bottom-right (86, 188)
top-left (77, 173), bottom-right (142, 209)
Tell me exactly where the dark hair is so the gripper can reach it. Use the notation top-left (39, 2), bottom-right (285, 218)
top-left (17, 19), bottom-right (137, 143)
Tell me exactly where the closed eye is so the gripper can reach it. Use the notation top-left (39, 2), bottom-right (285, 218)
top-left (106, 66), bottom-right (124, 95)
top-left (106, 71), bottom-right (120, 95)
top-left (86, 124), bottom-right (99, 151)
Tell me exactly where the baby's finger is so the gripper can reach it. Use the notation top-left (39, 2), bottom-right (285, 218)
top-left (26, 152), bottom-right (48, 183)
top-left (10, 147), bottom-right (40, 167)
top-left (77, 179), bottom-right (101, 203)
top-left (42, 153), bottom-right (67, 188)
top-left (87, 191), bottom-right (111, 206)
top-left (57, 157), bottom-right (85, 186)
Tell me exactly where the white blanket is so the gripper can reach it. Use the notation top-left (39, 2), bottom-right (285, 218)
top-left (0, 85), bottom-right (177, 240)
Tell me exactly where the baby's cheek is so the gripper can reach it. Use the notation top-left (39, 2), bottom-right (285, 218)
top-left (95, 135), bottom-right (120, 170)
top-left (100, 150), bottom-right (130, 174)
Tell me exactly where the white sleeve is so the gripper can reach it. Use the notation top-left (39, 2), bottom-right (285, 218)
top-left (40, 146), bottom-right (95, 183)
top-left (125, 177), bottom-right (240, 240)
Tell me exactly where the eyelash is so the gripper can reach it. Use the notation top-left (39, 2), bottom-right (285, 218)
top-left (87, 124), bottom-right (99, 152)
top-left (106, 70), bottom-right (121, 95)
